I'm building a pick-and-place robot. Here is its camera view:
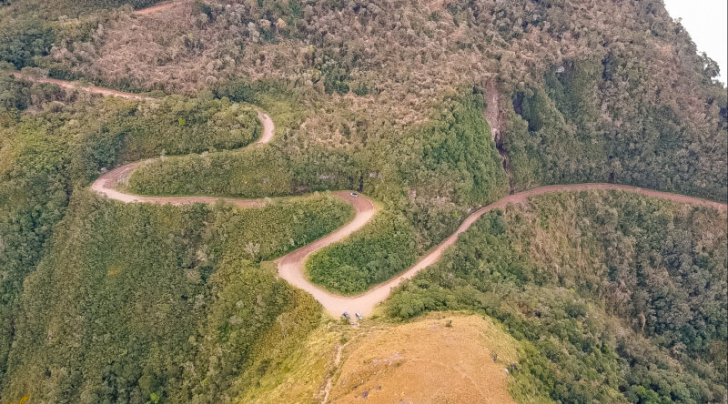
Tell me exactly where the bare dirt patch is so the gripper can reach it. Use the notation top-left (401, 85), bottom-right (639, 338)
top-left (329, 313), bottom-right (519, 404)
top-left (134, 1), bottom-right (186, 16)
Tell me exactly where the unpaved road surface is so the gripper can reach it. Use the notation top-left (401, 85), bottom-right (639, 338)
top-left (92, 107), bottom-right (277, 208)
top-left (8, 72), bottom-right (148, 100)
top-left (134, 1), bottom-right (186, 15)
top-left (11, 72), bottom-right (727, 317)
top-left (91, 148), bottom-right (728, 317)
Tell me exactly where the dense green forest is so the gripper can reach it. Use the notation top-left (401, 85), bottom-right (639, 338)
top-left (3, 0), bottom-right (725, 203)
top-left (505, 58), bottom-right (727, 201)
top-left (0, 0), bottom-right (164, 71)
top-left (126, 92), bottom-right (508, 293)
top-left (306, 211), bottom-right (417, 294)
top-left (2, 191), bottom-right (350, 402)
top-left (0, 74), bottom-right (353, 401)
top-left (5, 0), bottom-right (720, 205)
top-left (126, 92), bottom-right (507, 207)
top-left (0, 76), bottom-right (262, 398)
top-left (388, 191), bottom-right (727, 403)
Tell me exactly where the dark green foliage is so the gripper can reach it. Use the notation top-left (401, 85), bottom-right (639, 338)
top-left (7, 0), bottom-right (165, 18)
top-left (505, 58), bottom-right (728, 202)
top-left (307, 211), bottom-right (417, 294)
top-left (126, 92), bottom-right (508, 257)
top-left (212, 79), bottom-right (257, 103)
top-left (208, 193), bottom-right (353, 262)
top-left (128, 92), bottom-right (507, 206)
top-left (319, 57), bottom-right (350, 95)
top-left (126, 138), bottom-right (359, 199)
top-left (117, 97), bottom-right (261, 162)
top-left (1, 0), bottom-right (725, 401)
top-left (191, 0), bottom-right (213, 19)
top-left (125, 93), bottom-right (508, 296)
top-left (0, 74), bottom-right (33, 110)
top-left (407, 93), bottom-right (509, 205)
top-left (0, 79), bottom-right (261, 396)
top-left (0, 19), bottom-right (54, 68)
top-left (62, 0), bottom-right (163, 10)
top-left (387, 191), bottom-right (727, 403)
top-left (0, 1), bottom-right (164, 70)
top-left (0, 191), bottom-right (350, 402)
top-left (127, 147), bottom-right (298, 198)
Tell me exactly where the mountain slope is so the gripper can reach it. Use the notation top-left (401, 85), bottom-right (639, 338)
top-left (0, 0), bottom-right (726, 403)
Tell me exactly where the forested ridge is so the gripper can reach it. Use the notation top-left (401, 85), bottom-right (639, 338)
top-left (388, 192), bottom-right (727, 403)
top-left (1, 0), bottom-right (727, 402)
top-left (0, 78), bottom-right (273, 401)
top-left (2, 189), bottom-right (351, 402)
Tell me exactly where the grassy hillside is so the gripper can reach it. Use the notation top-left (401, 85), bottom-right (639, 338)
top-left (326, 314), bottom-right (524, 403)
top-left (387, 191), bottom-right (727, 403)
top-left (1, 191), bottom-right (351, 402)
top-left (236, 313), bottom-right (551, 404)
top-left (0, 77), bottom-right (259, 398)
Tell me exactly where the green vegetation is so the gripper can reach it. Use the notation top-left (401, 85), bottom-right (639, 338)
top-left (0, 77), bottom-right (260, 189)
top-left (2, 0), bottom-right (163, 20)
top-left (127, 93), bottom-right (506, 204)
top-left (0, 73), bottom-right (355, 404)
top-left (1, 0), bottom-right (727, 402)
top-left (236, 320), bottom-right (345, 404)
top-left (118, 98), bottom-right (261, 160)
top-left (0, 19), bottom-right (55, 69)
top-left (126, 93), bottom-right (507, 294)
top-left (128, 147), bottom-right (299, 198)
top-left (0, 1), bottom-right (165, 72)
top-left (34, 0), bottom-right (722, 204)
top-left (506, 59), bottom-right (727, 201)
top-left (0, 77), bottom-right (260, 397)
top-left (1, 191), bottom-right (350, 402)
top-left (399, 93), bottom-right (509, 207)
top-left (307, 211), bottom-right (417, 294)
top-left (388, 191), bottom-right (727, 403)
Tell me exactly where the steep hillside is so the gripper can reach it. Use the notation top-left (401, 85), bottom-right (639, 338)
top-left (0, 78), bottom-right (266, 400)
top-left (0, 0), bottom-right (726, 403)
top-left (388, 191), bottom-right (728, 403)
top-left (21, 0), bottom-right (726, 201)
top-left (237, 313), bottom-right (545, 404)
top-left (1, 190), bottom-right (351, 402)
top-left (326, 314), bottom-right (520, 403)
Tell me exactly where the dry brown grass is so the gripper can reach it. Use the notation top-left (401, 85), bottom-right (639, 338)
top-left (329, 313), bottom-right (519, 404)
top-left (233, 313), bottom-right (523, 404)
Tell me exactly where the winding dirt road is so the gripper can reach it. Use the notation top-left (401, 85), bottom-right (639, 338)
top-left (8, 71), bottom-right (727, 318)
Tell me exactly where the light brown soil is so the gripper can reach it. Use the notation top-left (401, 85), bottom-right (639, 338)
top-left (133, 1), bottom-right (186, 15)
top-left (11, 72), bottom-right (726, 318)
top-left (484, 79), bottom-right (502, 141)
top-left (328, 314), bottom-right (518, 404)
top-left (8, 72), bottom-right (148, 100)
